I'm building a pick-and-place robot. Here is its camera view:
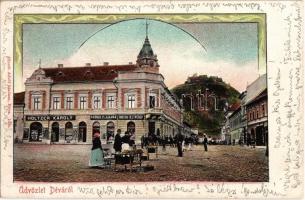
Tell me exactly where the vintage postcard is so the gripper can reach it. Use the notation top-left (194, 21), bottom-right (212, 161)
top-left (0, 0), bottom-right (303, 199)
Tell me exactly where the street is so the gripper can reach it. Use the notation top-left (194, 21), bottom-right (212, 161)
top-left (14, 144), bottom-right (268, 182)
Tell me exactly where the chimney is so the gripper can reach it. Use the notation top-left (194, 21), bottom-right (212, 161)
top-left (103, 62), bottom-right (109, 66)
top-left (58, 64), bottom-right (63, 68)
top-left (85, 63), bottom-right (91, 67)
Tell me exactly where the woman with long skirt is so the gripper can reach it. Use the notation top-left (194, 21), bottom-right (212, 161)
top-left (89, 132), bottom-right (105, 168)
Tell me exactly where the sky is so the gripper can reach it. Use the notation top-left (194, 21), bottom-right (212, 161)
top-left (22, 19), bottom-right (259, 92)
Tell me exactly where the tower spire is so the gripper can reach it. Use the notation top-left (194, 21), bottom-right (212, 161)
top-left (38, 59), bottom-right (41, 69)
top-left (145, 19), bottom-right (149, 38)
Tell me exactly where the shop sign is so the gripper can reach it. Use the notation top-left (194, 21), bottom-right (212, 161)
top-left (25, 115), bottom-right (76, 121)
top-left (90, 114), bottom-right (145, 120)
top-left (90, 115), bottom-right (117, 120)
top-left (118, 114), bottom-right (144, 120)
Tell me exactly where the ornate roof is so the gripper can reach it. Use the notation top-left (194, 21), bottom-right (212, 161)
top-left (137, 36), bottom-right (154, 58)
top-left (41, 64), bottom-right (137, 83)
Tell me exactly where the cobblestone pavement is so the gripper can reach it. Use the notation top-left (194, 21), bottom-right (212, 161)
top-left (14, 144), bottom-right (268, 182)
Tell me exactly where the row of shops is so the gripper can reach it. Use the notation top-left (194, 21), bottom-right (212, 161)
top-left (21, 114), bottom-right (180, 144)
top-left (221, 74), bottom-right (268, 147)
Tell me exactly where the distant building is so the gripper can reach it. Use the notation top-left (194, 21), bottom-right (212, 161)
top-left (245, 74), bottom-right (267, 146)
top-left (228, 105), bottom-right (242, 145)
top-left (239, 91), bottom-right (248, 144)
top-left (222, 102), bottom-right (240, 144)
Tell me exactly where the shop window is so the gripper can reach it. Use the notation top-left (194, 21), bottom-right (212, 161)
top-left (51, 122), bottom-right (59, 142)
top-left (127, 121), bottom-right (135, 134)
top-left (65, 122), bottom-right (73, 142)
top-left (29, 122), bottom-right (43, 141)
top-left (79, 121), bottom-right (87, 142)
top-left (92, 121), bottom-right (100, 135)
top-left (106, 121), bottom-right (115, 141)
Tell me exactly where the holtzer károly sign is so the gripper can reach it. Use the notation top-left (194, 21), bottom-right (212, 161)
top-left (25, 115), bottom-right (76, 121)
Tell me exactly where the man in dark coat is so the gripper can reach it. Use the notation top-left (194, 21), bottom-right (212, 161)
top-left (203, 134), bottom-right (208, 151)
top-left (121, 131), bottom-right (130, 144)
top-left (175, 132), bottom-right (184, 157)
top-left (113, 129), bottom-right (122, 152)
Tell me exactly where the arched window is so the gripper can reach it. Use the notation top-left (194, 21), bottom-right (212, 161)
top-left (127, 121), bottom-right (135, 134)
top-left (92, 121), bottom-right (100, 135)
top-left (65, 122), bottom-right (73, 142)
top-left (79, 121), bottom-right (87, 142)
top-left (29, 122), bottom-right (43, 142)
top-left (51, 122), bottom-right (59, 142)
top-left (106, 121), bottom-right (115, 141)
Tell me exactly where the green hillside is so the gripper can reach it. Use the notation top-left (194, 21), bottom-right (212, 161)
top-left (171, 75), bottom-right (240, 136)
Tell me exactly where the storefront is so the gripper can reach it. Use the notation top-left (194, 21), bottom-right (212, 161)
top-left (23, 112), bottom-right (181, 144)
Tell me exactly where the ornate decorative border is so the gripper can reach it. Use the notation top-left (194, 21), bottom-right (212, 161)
top-left (14, 14), bottom-right (266, 91)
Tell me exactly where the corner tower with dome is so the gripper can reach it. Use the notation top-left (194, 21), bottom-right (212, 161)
top-left (136, 35), bottom-right (160, 73)
top-left (15, 22), bottom-right (183, 145)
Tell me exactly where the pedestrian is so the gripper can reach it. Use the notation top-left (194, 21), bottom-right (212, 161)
top-left (182, 139), bottom-right (186, 152)
top-left (113, 129), bottom-right (122, 152)
top-left (175, 132), bottom-right (184, 157)
top-left (141, 135), bottom-right (145, 149)
top-left (169, 136), bottom-right (174, 147)
top-left (247, 133), bottom-right (251, 146)
top-left (89, 132), bottom-right (105, 168)
top-left (129, 133), bottom-right (136, 147)
top-left (162, 136), bottom-right (166, 151)
top-left (143, 134), bottom-right (149, 147)
top-left (203, 134), bottom-right (208, 152)
top-left (121, 131), bottom-right (130, 144)
top-left (251, 136), bottom-right (256, 148)
top-left (188, 137), bottom-right (193, 151)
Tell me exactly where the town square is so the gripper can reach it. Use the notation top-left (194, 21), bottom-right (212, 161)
top-left (13, 17), bottom-right (268, 182)
top-left (14, 144), bottom-right (268, 182)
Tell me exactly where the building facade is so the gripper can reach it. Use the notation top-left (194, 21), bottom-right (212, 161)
top-left (245, 74), bottom-right (267, 146)
top-left (239, 91), bottom-right (247, 145)
top-left (228, 106), bottom-right (242, 145)
top-left (19, 35), bottom-right (183, 144)
top-left (246, 89), bottom-right (268, 146)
